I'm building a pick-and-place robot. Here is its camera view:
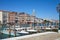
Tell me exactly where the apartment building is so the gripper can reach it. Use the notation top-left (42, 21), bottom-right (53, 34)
top-left (0, 10), bottom-right (57, 27)
top-left (18, 12), bottom-right (33, 27)
top-left (8, 12), bottom-right (17, 23)
top-left (0, 10), bottom-right (18, 24)
top-left (0, 10), bottom-right (9, 24)
top-left (0, 10), bottom-right (44, 27)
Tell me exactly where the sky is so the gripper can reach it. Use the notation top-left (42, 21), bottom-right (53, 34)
top-left (0, 0), bottom-right (60, 20)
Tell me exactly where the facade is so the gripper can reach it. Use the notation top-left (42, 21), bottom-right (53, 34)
top-left (0, 10), bottom-right (58, 27)
top-left (8, 12), bottom-right (17, 23)
top-left (0, 11), bottom-right (3, 24)
top-left (18, 12), bottom-right (34, 27)
top-left (0, 10), bottom-right (9, 24)
top-left (0, 10), bottom-right (35, 27)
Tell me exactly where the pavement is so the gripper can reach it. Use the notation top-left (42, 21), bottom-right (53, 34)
top-left (2, 32), bottom-right (60, 40)
top-left (55, 38), bottom-right (60, 40)
top-left (20, 32), bottom-right (60, 40)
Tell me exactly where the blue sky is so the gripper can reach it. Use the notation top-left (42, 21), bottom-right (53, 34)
top-left (0, 0), bottom-right (59, 20)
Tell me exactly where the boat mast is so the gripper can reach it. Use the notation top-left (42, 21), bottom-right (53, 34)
top-left (32, 9), bottom-right (35, 29)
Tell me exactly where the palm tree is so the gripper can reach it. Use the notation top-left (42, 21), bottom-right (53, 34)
top-left (0, 21), bottom-right (3, 39)
top-left (7, 23), bottom-right (11, 38)
top-left (0, 21), bottom-right (2, 33)
top-left (14, 23), bottom-right (16, 37)
top-left (43, 20), bottom-right (47, 26)
top-left (42, 20), bottom-right (47, 32)
top-left (56, 3), bottom-right (60, 33)
top-left (14, 20), bottom-right (18, 37)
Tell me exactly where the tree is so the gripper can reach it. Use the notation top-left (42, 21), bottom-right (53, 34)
top-left (43, 20), bottom-right (47, 26)
top-left (7, 23), bottom-right (11, 38)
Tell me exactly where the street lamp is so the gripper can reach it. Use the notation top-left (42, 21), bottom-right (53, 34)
top-left (56, 3), bottom-right (60, 33)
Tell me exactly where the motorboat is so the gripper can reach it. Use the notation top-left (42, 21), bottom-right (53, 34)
top-left (17, 30), bottom-right (29, 35)
top-left (27, 29), bottom-right (37, 34)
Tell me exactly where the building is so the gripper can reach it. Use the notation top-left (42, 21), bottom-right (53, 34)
top-left (8, 12), bottom-right (17, 23)
top-left (0, 10), bottom-right (9, 24)
top-left (18, 12), bottom-right (34, 27)
top-left (0, 10), bottom-right (35, 27)
top-left (0, 10), bottom-right (58, 28)
top-left (0, 10), bottom-right (47, 27)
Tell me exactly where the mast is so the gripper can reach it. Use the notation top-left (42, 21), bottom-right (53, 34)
top-left (32, 9), bottom-right (35, 16)
top-left (32, 9), bottom-right (35, 29)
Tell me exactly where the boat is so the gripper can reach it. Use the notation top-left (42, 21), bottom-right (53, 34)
top-left (17, 30), bottom-right (29, 35)
top-left (27, 29), bottom-right (37, 34)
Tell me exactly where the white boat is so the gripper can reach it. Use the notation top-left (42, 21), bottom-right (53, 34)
top-left (15, 28), bottom-right (24, 31)
top-left (27, 30), bottom-right (37, 32)
top-left (17, 30), bottom-right (29, 35)
top-left (2, 30), bottom-right (19, 36)
top-left (45, 28), bottom-right (51, 30)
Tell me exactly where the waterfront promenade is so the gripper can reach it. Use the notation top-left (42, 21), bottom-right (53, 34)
top-left (2, 32), bottom-right (60, 40)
